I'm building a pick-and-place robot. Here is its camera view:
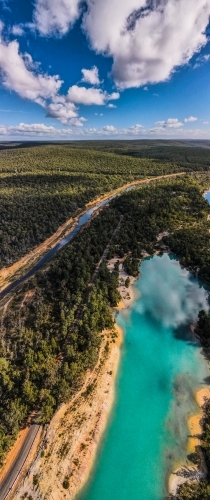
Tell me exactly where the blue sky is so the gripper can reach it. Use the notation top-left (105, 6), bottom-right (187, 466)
top-left (0, 0), bottom-right (210, 140)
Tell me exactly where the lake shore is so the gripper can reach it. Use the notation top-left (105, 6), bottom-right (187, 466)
top-left (11, 324), bottom-right (124, 500)
top-left (169, 387), bottom-right (210, 496)
top-left (11, 258), bottom-right (140, 500)
top-left (107, 257), bottom-right (140, 311)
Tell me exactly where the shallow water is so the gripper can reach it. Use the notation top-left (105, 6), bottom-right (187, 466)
top-left (78, 254), bottom-right (209, 500)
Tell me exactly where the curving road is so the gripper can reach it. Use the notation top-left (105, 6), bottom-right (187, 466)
top-left (0, 425), bottom-right (40, 500)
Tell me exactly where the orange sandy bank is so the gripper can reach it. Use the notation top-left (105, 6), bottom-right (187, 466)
top-left (169, 387), bottom-right (210, 495)
top-left (188, 387), bottom-right (210, 454)
top-left (11, 325), bottom-right (123, 500)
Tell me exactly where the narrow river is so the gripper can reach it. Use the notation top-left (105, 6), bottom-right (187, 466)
top-left (78, 254), bottom-right (209, 500)
top-left (0, 194), bottom-right (117, 300)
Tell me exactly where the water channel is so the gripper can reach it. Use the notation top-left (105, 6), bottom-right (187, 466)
top-left (0, 194), bottom-right (117, 299)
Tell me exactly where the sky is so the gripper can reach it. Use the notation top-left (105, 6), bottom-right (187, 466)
top-left (0, 0), bottom-right (210, 140)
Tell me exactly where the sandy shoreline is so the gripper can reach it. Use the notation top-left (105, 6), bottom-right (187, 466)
top-left (169, 387), bottom-right (210, 496)
top-left (11, 325), bottom-right (124, 500)
top-left (9, 258), bottom-right (139, 500)
top-left (107, 257), bottom-right (140, 311)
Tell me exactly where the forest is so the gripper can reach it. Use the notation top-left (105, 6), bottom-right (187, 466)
top-left (1, 141), bottom-right (210, 498)
top-left (1, 174), bottom-right (210, 476)
top-left (68, 139), bottom-right (210, 172)
top-left (0, 206), bottom-right (121, 464)
top-left (1, 140), bottom-right (209, 269)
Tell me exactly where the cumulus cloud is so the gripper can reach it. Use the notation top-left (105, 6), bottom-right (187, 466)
top-left (33, 0), bottom-right (81, 36)
top-left (0, 122), bottom-right (91, 137)
top-left (108, 92), bottom-right (120, 100)
top-left (45, 100), bottom-right (86, 125)
top-left (99, 123), bottom-right (145, 135)
top-left (103, 125), bottom-right (116, 132)
top-left (67, 85), bottom-right (120, 105)
top-left (155, 118), bottom-right (183, 128)
top-left (0, 36), bottom-right (89, 126)
top-left (81, 66), bottom-right (100, 85)
top-left (107, 103), bottom-right (117, 108)
top-left (0, 123), bottom-right (63, 136)
top-left (83, 0), bottom-right (210, 88)
top-left (11, 25), bottom-right (24, 36)
top-left (184, 116), bottom-right (198, 123)
top-left (0, 38), bottom-right (62, 104)
top-left (0, 121), bottom-right (209, 139)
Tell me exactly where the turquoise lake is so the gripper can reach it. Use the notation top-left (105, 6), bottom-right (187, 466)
top-left (78, 254), bottom-right (209, 500)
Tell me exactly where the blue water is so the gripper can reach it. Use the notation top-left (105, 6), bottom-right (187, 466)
top-left (0, 194), bottom-right (116, 300)
top-left (78, 254), bottom-right (209, 500)
top-left (205, 191), bottom-right (210, 204)
top-left (0, 186), bottom-right (136, 300)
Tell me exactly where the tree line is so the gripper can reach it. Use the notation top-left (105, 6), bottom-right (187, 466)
top-left (1, 173), bottom-right (210, 498)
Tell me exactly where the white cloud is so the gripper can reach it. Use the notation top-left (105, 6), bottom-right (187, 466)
top-left (202, 54), bottom-right (210, 61)
top-left (100, 123), bottom-right (144, 135)
top-left (129, 124), bottom-right (144, 132)
top-left (0, 123), bottom-right (63, 136)
top-left (204, 121), bottom-right (209, 124)
top-left (83, 0), bottom-right (210, 88)
top-left (11, 25), bottom-right (24, 36)
top-left (67, 86), bottom-right (104, 105)
top-left (0, 122), bottom-right (209, 139)
top-left (0, 36), bottom-right (96, 127)
top-left (45, 101), bottom-right (85, 125)
top-left (33, 0), bottom-right (81, 36)
top-left (0, 38), bottom-right (62, 104)
top-left (0, 36), bottom-right (118, 127)
top-left (81, 66), bottom-right (100, 85)
top-left (107, 103), bottom-right (117, 108)
top-left (184, 116), bottom-right (198, 123)
top-left (103, 125), bottom-right (116, 132)
top-left (0, 20), bottom-right (4, 35)
top-left (0, 36), bottom-right (90, 127)
top-left (148, 127), bottom-right (210, 139)
top-left (155, 118), bottom-right (183, 129)
top-left (107, 92), bottom-right (120, 101)
top-left (67, 85), bottom-right (120, 105)
top-left (194, 53), bottom-right (210, 68)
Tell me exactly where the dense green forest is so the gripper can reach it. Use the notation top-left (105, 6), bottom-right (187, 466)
top-left (0, 140), bottom-right (209, 269)
top-left (1, 162), bottom-right (210, 497)
top-left (0, 207), bottom-right (121, 464)
top-left (68, 140), bottom-right (210, 172)
top-left (0, 143), bottom-right (181, 269)
top-left (1, 175), bottom-right (210, 471)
